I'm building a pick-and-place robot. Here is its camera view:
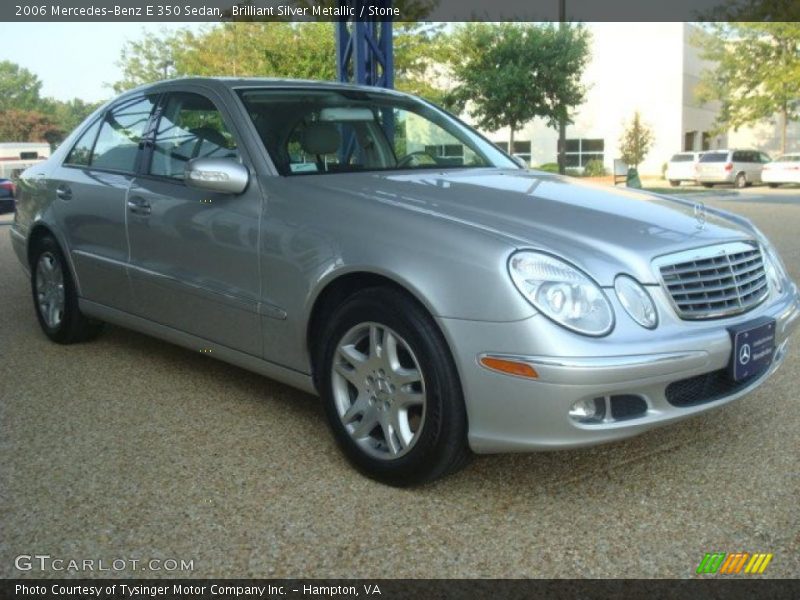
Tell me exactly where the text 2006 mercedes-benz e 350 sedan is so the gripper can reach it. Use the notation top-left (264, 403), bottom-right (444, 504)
top-left (10, 78), bottom-right (800, 485)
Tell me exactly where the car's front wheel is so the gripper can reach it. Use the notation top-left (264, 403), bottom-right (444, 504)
top-left (767, 183), bottom-right (779, 188)
top-left (669, 179), bottom-right (680, 187)
top-left (317, 288), bottom-right (470, 486)
top-left (31, 235), bottom-right (103, 344)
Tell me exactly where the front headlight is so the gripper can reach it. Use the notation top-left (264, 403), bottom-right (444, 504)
top-left (614, 275), bottom-right (658, 329)
top-left (508, 251), bottom-right (614, 336)
top-left (763, 245), bottom-right (785, 294)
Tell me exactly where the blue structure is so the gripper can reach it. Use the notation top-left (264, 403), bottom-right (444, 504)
top-left (335, 1), bottom-right (395, 162)
top-left (335, 2), bottom-right (394, 89)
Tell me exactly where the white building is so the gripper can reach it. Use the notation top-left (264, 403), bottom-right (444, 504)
top-left (464, 23), bottom-right (732, 176)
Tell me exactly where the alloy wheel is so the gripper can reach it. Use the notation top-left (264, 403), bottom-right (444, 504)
top-left (331, 322), bottom-right (426, 460)
top-left (35, 252), bottom-right (65, 329)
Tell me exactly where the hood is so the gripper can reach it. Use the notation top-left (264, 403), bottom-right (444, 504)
top-left (296, 168), bottom-right (757, 285)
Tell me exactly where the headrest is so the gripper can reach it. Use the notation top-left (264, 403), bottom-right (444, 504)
top-left (300, 122), bottom-right (341, 156)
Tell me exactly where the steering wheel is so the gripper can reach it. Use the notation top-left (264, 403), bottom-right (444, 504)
top-left (397, 151), bottom-right (440, 168)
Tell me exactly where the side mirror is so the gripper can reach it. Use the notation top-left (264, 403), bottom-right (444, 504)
top-left (185, 158), bottom-right (249, 195)
top-left (511, 154), bottom-right (528, 169)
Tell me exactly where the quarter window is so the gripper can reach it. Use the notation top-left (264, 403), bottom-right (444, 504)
top-left (150, 93), bottom-right (239, 179)
top-left (92, 97), bottom-right (156, 172)
top-left (65, 118), bottom-right (102, 167)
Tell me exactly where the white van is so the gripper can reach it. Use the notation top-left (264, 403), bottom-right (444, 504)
top-left (665, 152), bottom-right (703, 186)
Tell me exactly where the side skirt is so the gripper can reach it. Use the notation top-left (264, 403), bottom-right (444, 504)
top-left (79, 299), bottom-right (318, 396)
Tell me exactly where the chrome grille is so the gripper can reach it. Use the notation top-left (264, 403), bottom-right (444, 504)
top-left (655, 241), bottom-right (769, 320)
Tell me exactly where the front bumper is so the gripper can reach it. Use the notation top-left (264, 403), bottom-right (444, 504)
top-left (438, 283), bottom-right (800, 453)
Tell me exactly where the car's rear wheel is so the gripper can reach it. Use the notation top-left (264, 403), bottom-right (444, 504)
top-left (735, 173), bottom-right (747, 188)
top-left (767, 183), bottom-right (779, 188)
top-left (317, 287), bottom-right (470, 486)
top-left (669, 180), bottom-right (680, 187)
top-left (31, 235), bottom-right (103, 344)
top-left (702, 183), bottom-right (714, 188)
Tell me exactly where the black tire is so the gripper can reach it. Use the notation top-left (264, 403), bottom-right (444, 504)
top-left (669, 180), bottom-right (680, 187)
top-left (735, 173), bottom-right (747, 188)
top-left (30, 235), bottom-right (103, 344)
top-left (317, 287), bottom-right (470, 486)
top-left (702, 183), bottom-right (714, 188)
top-left (768, 183), bottom-right (779, 189)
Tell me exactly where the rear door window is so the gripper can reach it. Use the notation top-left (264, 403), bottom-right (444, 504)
top-left (670, 154), bottom-right (693, 162)
top-left (92, 96), bottom-right (157, 173)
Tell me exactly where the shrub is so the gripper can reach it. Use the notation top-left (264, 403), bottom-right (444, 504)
top-left (536, 162), bottom-right (560, 173)
top-left (583, 159), bottom-right (607, 177)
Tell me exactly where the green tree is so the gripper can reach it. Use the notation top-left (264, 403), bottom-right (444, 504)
top-left (619, 111), bottom-right (654, 169)
top-left (0, 109), bottom-right (62, 143)
top-left (0, 61), bottom-right (44, 113)
top-left (112, 23), bottom-right (448, 103)
top-left (694, 23), bottom-right (800, 154)
top-left (444, 22), bottom-right (590, 149)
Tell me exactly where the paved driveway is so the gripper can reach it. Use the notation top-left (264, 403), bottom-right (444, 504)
top-left (0, 187), bottom-right (798, 578)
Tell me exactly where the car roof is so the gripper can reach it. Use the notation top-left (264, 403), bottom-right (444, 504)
top-left (120, 76), bottom-right (411, 99)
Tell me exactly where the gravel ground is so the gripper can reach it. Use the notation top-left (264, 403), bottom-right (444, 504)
top-left (0, 188), bottom-right (798, 579)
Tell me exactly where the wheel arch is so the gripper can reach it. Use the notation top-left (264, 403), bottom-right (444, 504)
top-left (305, 269), bottom-right (447, 388)
top-left (26, 222), bottom-right (82, 295)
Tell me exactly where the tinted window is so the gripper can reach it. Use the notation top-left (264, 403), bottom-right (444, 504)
top-left (670, 154), bottom-right (693, 162)
top-left (777, 154), bottom-right (800, 162)
top-left (700, 152), bottom-right (728, 163)
top-left (759, 152), bottom-right (772, 163)
top-left (65, 118), bottom-right (102, 167)
top-left (92, 97), bottom-right (156, 172)
top-left (150, 93), bottom-right (239, 179)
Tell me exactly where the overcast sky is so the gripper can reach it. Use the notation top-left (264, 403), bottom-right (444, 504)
top-left (0, 23), bottom-right (204, 103)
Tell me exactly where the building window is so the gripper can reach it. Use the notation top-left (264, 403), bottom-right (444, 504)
top-left (424, 144), bottom-right (465, 161)
top-left (564, 138), bottom-right (604, 168)
top-left (494, 141), bottom-right (532, 165)
top-left (701, 132), bottom-right (711, 151)
top-left (684, 131), bottom-right (697, 151)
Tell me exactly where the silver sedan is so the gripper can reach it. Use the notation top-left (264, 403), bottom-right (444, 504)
top-left (10, 78), bottom-right (800, 485)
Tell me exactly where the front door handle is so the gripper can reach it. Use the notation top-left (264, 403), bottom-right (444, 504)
top-left (127, 196), bottom-right (151, 216)
top-left (56, 185), bottom-right (72, 201)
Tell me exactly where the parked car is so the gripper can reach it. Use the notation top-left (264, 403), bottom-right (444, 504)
top-left (0, 178), bottom-right (15, 214)
top-left (9, 79), bottom-right (800, 485)
top-left (665, 152), bottom-right (703, 186)
top-left (696, 149), bottom-right (771, 188)
top-left (762, 153), bottom-right (800, 188)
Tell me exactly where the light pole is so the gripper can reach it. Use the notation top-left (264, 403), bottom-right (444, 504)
top-left (557, 0), bottom-right (567, 175)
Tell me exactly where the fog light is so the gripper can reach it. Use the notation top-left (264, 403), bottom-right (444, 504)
top-left (569, 397), bottom-right (606, 422)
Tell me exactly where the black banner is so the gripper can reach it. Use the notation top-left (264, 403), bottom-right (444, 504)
top-left (2, 579), bottom-right (800, 600)
top-left (2, 0), bottom-right (800, 23)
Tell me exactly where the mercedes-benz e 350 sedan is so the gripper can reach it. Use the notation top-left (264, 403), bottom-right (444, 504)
top-left (10, 78), bottom-right (800, 485)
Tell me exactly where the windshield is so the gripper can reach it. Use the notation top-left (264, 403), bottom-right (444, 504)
top-left (237, 88), bottom-right (517, 176)
top-left (670, 154), bottom-right (693, 162)
top-left (777, 154), bottom-right (800, 162)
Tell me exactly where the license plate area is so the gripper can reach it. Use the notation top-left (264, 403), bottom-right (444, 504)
top-left (728, 318), bottom-right (776, 382)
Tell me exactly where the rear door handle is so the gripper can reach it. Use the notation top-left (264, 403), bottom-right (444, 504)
top-left (56, 185), bottom-right (72, 201)
top-left (127, 196), bottom-right (151, 216)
